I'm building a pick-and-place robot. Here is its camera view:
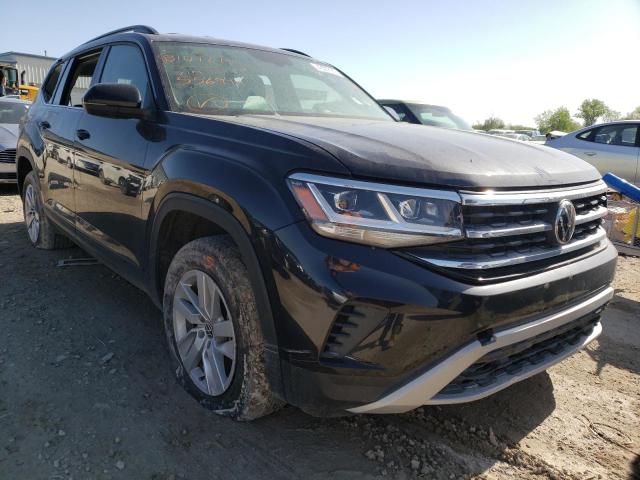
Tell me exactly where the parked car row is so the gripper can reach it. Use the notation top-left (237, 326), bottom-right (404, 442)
top-left (376, 98), bottom-right (638, 187)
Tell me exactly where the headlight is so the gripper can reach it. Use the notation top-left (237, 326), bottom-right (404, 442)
top-left (288, 173), bottom-right (463, 247)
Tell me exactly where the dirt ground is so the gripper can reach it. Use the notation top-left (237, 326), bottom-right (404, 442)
top-left (0, 185), bottom-right (638, 480)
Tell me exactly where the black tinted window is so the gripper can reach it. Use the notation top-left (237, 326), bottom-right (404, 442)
top-left (100, 45), bottom-right (151, 106)
top-left (577, 129), bottom-right (593, 140)
top-left (42, 63), bottom-right (63, 103)
top-left (60, 52), bottom-right (101, 107)
top-left (593, 124), bottom-right (638, 146)
top-left (383, 104), bottom-right (412, 122)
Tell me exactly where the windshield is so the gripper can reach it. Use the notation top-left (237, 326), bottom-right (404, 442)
top-left (407, 104), bottom-right (471, 130)
top-left (153, 42), bottom-right (390, 120)
top-left (0, 101), bottom-right (29, 124)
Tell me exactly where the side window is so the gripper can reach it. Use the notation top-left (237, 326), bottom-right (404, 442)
top-left (99, 45), bottom-right (151, 107)
top-left (41, 63), bottom-right (63, 103)
top-left (576, 129), bottom-right (594, 141)
top-left (60, 52), bottom-right (101, 107)
top-left (593, 124), bottom-right (638, 147)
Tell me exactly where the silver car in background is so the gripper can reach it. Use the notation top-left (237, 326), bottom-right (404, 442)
top-left (546, 121), bottom-right (639, 185)
top-left (0, 97), bottom-right (30, 184)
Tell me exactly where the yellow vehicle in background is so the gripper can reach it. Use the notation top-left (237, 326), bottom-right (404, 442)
top-left (18, 84), bottom-right (38, 101)
top-left (0, 64), bottom-right (38, 101)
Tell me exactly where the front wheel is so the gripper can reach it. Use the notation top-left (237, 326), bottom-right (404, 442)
top-left (162, 236), bottom-right (282, 421)
top-left (22, 171), bottom-right (73, 249)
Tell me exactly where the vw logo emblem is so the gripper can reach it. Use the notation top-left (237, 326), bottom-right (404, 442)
top-left (554, 199), bottom-right (576, 245)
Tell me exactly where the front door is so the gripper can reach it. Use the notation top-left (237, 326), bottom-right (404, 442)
top-left (73, 44), bottom-right (153, 271)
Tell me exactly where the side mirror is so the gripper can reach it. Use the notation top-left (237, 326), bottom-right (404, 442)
top-left (83, 83), bottom-right (143, 118)
top-left (383, 106), bottom-right (401, 122)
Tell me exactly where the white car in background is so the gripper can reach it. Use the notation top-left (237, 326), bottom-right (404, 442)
top-left (515, 129), bottom-right (542, 138)
top-left (496, 133), bottom-right (531, 141)
top-left (546, 121), bottom-right (639, 185)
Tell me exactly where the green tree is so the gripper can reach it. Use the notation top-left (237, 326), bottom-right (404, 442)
top-left (576, 99), bottom-right (610, 126)
top-left (535, 107), bottom-right (580, 134)
top-left (623, 106), bottom-right (640, 119)
top-left (602, 108), bottom-right (620, 122)
top-left (472, 116), bottom-right (505, 131)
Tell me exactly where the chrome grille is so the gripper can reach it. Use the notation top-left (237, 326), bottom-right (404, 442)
top-left (0, 149), bottom-right (16, 164)
top-left (408, 181), bottom-right (609, 271)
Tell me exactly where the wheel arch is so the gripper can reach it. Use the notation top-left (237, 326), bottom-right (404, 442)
top-left (147, 192), bottom-right (284, 398)
top-left (148, 192), bottom-right (284, 396)
top-left (15, 147), bottom-right (36, 197)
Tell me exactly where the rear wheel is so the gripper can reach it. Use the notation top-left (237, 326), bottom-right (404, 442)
top-left (163, 236), bottom-right (282, 420)
top-left (22, 171), bottom-right (73, 249)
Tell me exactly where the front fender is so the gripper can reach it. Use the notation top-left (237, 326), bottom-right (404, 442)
top-left (145, 146), bottom-right (305, 235)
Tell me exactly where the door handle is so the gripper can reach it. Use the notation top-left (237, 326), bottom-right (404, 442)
top-left (583, 151), bottom-right (597, 157)
top-left (39, 121), bottom-right (50, 130)
top-left (76, 129), bottom-right (91, 140)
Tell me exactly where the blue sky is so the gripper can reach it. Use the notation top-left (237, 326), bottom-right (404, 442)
top-left (2, 0), bottom-right (639, 125)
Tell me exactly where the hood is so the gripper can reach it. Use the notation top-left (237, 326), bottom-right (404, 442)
top-left (0, 124), bottom-right (19, 150)
top-left (211, 115), bottom-right (601, 189)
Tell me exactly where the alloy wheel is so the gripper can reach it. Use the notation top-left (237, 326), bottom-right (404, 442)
top-left (172, 269), bottom-right (237, 396)
top-left (24, 184), bottom-right (40, 244)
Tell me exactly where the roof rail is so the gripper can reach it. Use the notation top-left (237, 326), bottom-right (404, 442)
top-left (280, 48), bottom-right (311, 57)
top-left (83, 25), bottom-right (158, 45)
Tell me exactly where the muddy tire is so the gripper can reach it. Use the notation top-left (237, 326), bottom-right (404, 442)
top-left (22, 171), bottom-right (73, 250)
top-left (163, 236), bottom-right (283, 421)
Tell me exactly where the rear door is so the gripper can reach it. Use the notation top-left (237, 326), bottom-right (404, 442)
top-left (73, 43), bottom-right (153, 271)
top-left (571, 123), bottom-right (640, 184)
top-left (40, 51), bottom-right (103, 227)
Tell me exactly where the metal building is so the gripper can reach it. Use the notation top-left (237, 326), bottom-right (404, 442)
top-left (0, 52), bottom-right (56, 87)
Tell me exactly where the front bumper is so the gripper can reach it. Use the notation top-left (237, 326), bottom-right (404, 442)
top-left (0, 161), bottom-right (17, 184)
top-left (349, 287), bottom-right (610, 413)
top-left (267, 221), bottom-right (617, 416)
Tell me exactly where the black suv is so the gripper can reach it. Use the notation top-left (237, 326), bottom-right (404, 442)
top-left (17, 26), bottom-right (616, 420)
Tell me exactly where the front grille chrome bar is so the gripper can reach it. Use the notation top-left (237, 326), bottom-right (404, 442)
top-left (410, 228), bottom-right (607, 270)
top-left (459, 181), bottom-right (607, 206)
top-left (465, 205), bottom-right (607, 239)
top-left (466, 221), bottom-right (551, 239)
top-left (575, 205), bottom-right (607, 225)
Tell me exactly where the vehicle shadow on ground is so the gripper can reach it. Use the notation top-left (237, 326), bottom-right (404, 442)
top-left (0, 184), bottom-right (18, 196)
top-left (583, 293), bottom-right (640, 377)
top-left (0, 217), bottom-right (561, 479)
